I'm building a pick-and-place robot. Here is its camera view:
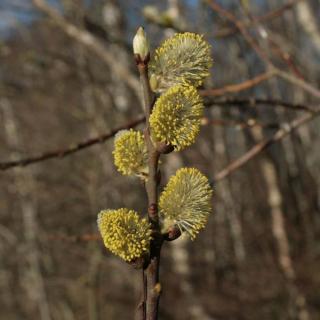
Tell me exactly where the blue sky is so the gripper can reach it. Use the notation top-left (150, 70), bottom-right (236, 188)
top-left (0, 0), bottom-right (62, 36)
top-left (0, 0), bottom-right (200, 34)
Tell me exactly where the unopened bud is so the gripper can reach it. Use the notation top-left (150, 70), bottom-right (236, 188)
top-left (149, 74), bottom-right (159, 92)
top-left (155, 141), bottom-right (174, 154)
top-left (133, 27), bottom-right (150, 62)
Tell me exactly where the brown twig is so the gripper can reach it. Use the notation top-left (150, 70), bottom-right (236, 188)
top-left (0, 99), bottom-right (314, 172)
top-left (46, 233), bottom-right (100, 242)
top-left (137, 58), bottom-right (161, 320)
top-left (252, 0), bottom-right (303, 25)
top-left (206, 0), bottom-right (272, 65)
top-left (0, 116), bottom-right (144, 171)
top-left (267, 37), bottom-right (304, 79)
top-left (142, 270), bottom-right (147, 320)
top-left (136, 269), bottom-right (147, 320)
top-left (200, 71), bottom-right (275, 96)
top-left (44, 105), bottom-right (319, 246)
top-left (238, 0), bottom-right (304, 79)
top-left (213, 106), bottom-right (320, 182)
top-left (207, 0), bottom-right (320, 99)
top-left (203, 117), bottom-right (281, 130)
top-left (214, 0), bottom-right (303, 38)
top-left (276, 70), bottom-right (320, 99)
top-left (32, 0), bottom-right (141, 98)
top-left (204, 97), bottom-right (316, 113)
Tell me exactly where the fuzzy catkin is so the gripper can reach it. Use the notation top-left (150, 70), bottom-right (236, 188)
top-left (149, 84), bottom-right (204, 151)
top-left (97, 208), bottom-right (152, 262)
top-left (149, 32), bottom-right (212, 93)
top-left (113, 129), bottom-right (148, 178)
top-left (159, 168), bottom-right (213, 239)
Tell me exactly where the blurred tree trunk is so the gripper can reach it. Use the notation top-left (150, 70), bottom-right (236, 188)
top-left (1, 98), bottom-right (51, 320)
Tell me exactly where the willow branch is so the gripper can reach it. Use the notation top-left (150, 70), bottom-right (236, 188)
top-left (1, 99), bottom-right (315, 172)
top-left (206, 0), bottom-right (320, 99)
top-left (214, 0), bottom-right (304, 38)
top-left (203, 118), bottom-right (286, 130)
top-left (276, 70), bottom-right (320, 99)
top-left (200, 71), bottom-right (276, 96)
top-left (213, 106), bottom-right (320, 182)
top-left (206, 0), bottom-right (272, 65)
top-left (0, 116), bottom-right (144, 171)
top-left (46, 233), bottom-right (100, 242)
top-left (238, 0), bottom-right (304, 79)
top-left (137, 60), bottom-right (161, 320)
top-left (32, 0), bottom-right (140, 98)
top-left (204, 97), bottom-right (316, 113)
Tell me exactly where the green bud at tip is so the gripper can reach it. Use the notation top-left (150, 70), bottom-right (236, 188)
top-left (133, 27), bottom-right (150, 61)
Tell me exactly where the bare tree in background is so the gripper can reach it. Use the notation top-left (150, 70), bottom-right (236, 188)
top-left (0, 0), bottom-right (320, 319)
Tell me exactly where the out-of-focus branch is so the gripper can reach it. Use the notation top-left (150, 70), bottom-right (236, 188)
top-left (47, 233), bottom-right (100, 243)
top-left (203, 117), bottom-right (284, 130)
top-left (44, 105), bottom-right (320, 244)
top-left (296, 1), bottom-right (320, 52)
top-left (0, 99), bottom-right (315, 172)
top-left (206, 0), bottom-right (320, 99)
top-left (276, 70), bottom-right (320, 99)
top-left (250, 0), bottom-right (303, 24)
top-left (214, 0), bottom-right (304, 38)
top-left (32, 0), bottom-right (140, 98)
top-left (213, 106), bottom-right (320, 182)
top-left (204, 97), bottom-right (316, 113)
top-left (200, 71), bottom-right (275, 96)
top-left (206, 0), bottom-right (272, 65)
top-left (1, 98), bottom-right (52, 320)
top-left (0, 116), bottom-right (145, 171)
top-left (238, 0), bottom-right (304, 79)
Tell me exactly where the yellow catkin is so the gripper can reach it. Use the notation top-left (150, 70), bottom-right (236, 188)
top-left (113, 129), bottom-right (148, 178)
top-left (159, 168), bottom-right (213, 239)
top-left (149, 32), bottom-right (212, 93)
top-left (149, 84), bottom-right (203, 151)
top-left (97, 208), bottom-right (152, 262)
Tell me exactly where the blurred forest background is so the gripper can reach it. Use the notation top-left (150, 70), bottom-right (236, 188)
top-left (0, 0), bottom-right (320, 319)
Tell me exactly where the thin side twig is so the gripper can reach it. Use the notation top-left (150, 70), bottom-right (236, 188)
top-left (206, 0), bottom-right (320, 99)
top-left (43, 101), bottom-right (319, 245)
top-left (0, 116), bottom-right (145, 171)
top-left (238, 0), bottom-right (304, 79)
top-left (0, 99), bottom-right (315, 172)
top-left (46, 233), bottom-right (100, 243)
top-left (206, 0), bottom-right (272, 65)
top-left (200, 71), bottom-right (276, 96)
top-left (32, 0), bottom-right (141, 98)
top-left (276, 70), bottom-right (320, 100)
top-left (214, 0), bottom-right (303, 38)
top-left (213, 106), bottom-right (320, 182)
top-left (204, 97), bottom-right (316, 113)
top-left (203, 117), bottom-right (284, 130)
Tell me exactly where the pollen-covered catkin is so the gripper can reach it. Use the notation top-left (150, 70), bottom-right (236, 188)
top-left (149, 32), bottom-right (212, 93)
top-left (97, 208), bottom-right (152, 262)
top-left (113, 129), bottom-right (148, 178)
top-left (149, 84), bottom-right (203, 151)
top-left (159, 168), bottom-right (212, 239)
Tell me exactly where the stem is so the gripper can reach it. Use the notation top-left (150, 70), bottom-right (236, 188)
top-left (141, 269), bottom-right (147, 320)
top-left (145, 240), bottom-right (162, 320)
top-left (138, 62), bottom-right (162, 320)
top-left (139, 64), bottom-right (154, 120)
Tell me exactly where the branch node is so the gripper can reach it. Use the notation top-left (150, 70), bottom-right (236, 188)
top-left (164, 226), bottom-right (182, 241)
top-left (148, 204), bottom-right (158, 218)
top-left (155, 141), bottom-right (174, 154)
